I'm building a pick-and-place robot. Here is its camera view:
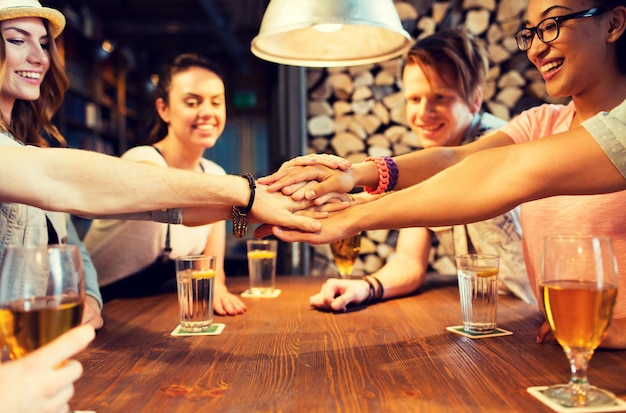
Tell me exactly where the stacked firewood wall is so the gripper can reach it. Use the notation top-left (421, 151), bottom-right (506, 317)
top-left (307, 0), bottom-right (566, 277)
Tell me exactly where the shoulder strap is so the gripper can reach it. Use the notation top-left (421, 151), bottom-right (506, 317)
top-left (150, 146), bottom-right (172, 261)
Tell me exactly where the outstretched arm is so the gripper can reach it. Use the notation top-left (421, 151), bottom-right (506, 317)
top-left (1, 147), bottom-right (322, 233)
top-left (259, 126), bottom-right (626, 244)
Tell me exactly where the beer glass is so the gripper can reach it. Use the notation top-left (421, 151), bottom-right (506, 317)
top-left (0, 244), bottom-right (85, 359)
top-left (330, 232), bottom-right (361, 278)
top-left (540, 235), bottom-right (619, 407)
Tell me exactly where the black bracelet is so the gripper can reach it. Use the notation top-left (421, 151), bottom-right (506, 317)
top-left (362, 277), bottom-right (376, 305)
top-left (241, 173), bottom-right (256, 213)
top-left (371, 276), bottom-right (384, 302)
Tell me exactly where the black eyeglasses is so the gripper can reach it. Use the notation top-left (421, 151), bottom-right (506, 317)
top-left (515, 7), bottom-right (608, 51)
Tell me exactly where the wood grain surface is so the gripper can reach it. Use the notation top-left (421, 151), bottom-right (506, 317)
top-left (72, 274), bottom-right (626, 413)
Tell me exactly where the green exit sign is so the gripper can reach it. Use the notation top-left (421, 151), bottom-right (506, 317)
top-left (233, 90), bottom-right (257, 109)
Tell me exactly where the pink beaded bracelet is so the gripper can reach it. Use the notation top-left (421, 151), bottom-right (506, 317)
top-left (364, 156), bottom-right (398, 194)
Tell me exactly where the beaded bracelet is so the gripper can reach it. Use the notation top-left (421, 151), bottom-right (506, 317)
top-left (383, 156), bottom-right (399, 192)
top-left (364, 156), bottom-right (399, 195)
top-left (232, 173), bottom-right (256, 239)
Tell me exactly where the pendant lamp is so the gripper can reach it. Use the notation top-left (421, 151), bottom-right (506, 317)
top-left (251, 0), bottom-right (412, 67)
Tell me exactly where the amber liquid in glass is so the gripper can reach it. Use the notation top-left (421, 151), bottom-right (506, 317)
top-left (0, 297), bottom-right (83, 359)
top-left (541, 280), bottom-right (617, 352)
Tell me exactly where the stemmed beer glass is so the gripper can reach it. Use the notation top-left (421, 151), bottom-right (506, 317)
top-left (0, 244), bottom-right (85, 359)
top-left (330, 232), bottom-right (361, 278)
top-left (540, 235), bottom-right (619, 407)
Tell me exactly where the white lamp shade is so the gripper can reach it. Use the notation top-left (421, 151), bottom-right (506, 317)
top-left (251, 0), bottom-right (413, 67)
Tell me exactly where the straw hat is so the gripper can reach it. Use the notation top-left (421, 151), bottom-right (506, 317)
top-left (0, 0), bottom-right (65, 38)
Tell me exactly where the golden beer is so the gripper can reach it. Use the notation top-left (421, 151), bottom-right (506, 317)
top-left (541, 280), bottom-right (617, 352)
top-left (330, 233), bottom-right (361, 277)
top-left (0, 297), bottom-right (83, 359)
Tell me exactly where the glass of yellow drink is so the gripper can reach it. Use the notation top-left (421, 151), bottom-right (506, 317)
top-left (330, 232), bottom-right (361, 278)
top-left (540, 235), bottom-right (619, 407)
top-left (0, 244), bottom-right (85, 360)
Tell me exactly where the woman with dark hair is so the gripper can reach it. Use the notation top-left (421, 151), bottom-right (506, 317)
top-left (85, 53), bottom-right (247, 315)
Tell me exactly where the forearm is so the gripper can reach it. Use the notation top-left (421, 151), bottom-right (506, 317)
top-left (374, 259), bottom-right (428, 299)
top-left (5, 147), bottom-right (250, 215)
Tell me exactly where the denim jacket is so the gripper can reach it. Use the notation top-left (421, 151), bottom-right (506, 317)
top-left (0, 131), bottom-right (102, 307)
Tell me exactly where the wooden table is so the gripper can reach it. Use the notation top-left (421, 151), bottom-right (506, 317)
top-left (73, 275), bottom-right (626, 413)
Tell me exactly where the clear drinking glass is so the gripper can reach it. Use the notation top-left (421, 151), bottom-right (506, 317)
top-left (175, 255), bottom-right (216, 332)
top-left (0, 244), bottom-right (86, 359)
top-left (246, 240), bottom-right (277, 296)
top-left (330, 232), bottom-right (361, 278)
top-left (540, 235), bottom-right (619, 407)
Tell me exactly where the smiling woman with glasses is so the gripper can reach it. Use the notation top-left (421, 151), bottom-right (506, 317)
top-left (515, 7), bottom-right (608, 51)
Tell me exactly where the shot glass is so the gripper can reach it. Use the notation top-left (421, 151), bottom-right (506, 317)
top-left (175, 255), bottom-right (216, 332)
top-left (246, 239), bottom-right (277, 297)
top-left (456, 254), bottom-right (500, 334)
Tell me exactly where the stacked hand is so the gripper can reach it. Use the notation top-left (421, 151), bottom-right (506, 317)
top-left (254, 154), bottom-right (365, 243)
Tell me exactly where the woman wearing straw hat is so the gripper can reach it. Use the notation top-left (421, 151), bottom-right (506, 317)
top-left (0, 1), bottom-right (323, 411)
top-left (0, 0), bottom-right (104, 329)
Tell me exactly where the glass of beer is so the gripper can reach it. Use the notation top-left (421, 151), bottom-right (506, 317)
top-left (0, 244), bottom-right (85, 359)
top-left (330, 232), bottom-right (361, 278)
top-left (540, 235), bottom-right (619, 407)
top-left (175, 255), bottom-right (216, 332)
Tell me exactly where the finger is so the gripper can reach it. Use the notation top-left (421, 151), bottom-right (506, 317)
top-left (271, 226), bottom-right (321, 244)
top-left (266, 168), bottom-right (330, 193)
top-left (293, 210), bottom-right (330, 219)
top-left (314, 192), bottom-right (352, 204)
top-left (286, 216), bottom-right (323, 233)
top-left (213, 300), bottom-right (226, 316)
top-left (46, 382), bottom-right (75, 413)
top-left (45, 359), bottom-right (83, 397)
top-left (256, 167), bottom-right (297, 187)
top-left (330, 296), bottom-right (350, 312)
top-left (536, 322), bottom-right (553, 344)
top-left (280, 181), bottom-right (308, 196)
top-left (309, 292), bottom-right (326, 309)
top-left (28, 325), bottom-right (95, 369)
top-left (290, 180), bottom-right (321, 201)
top-left (253, 224), bottom-right (274, 239)
top-left (313, 202), bottom-right (351, 213)
top-left (301, 155), bottom-right (350, 170)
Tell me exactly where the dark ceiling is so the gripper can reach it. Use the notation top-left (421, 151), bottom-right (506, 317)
top-left (47, 0), bottom-right (271, 76)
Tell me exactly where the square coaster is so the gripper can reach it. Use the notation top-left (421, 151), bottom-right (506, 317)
top-left (241, 289), bottom-right (282, 298)
top-left (170, 323), bottom-right (225, 336)
top-left (527, 386), bottom-right (626, 412)
top-left (446, 325), bottom-right (513, 339)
